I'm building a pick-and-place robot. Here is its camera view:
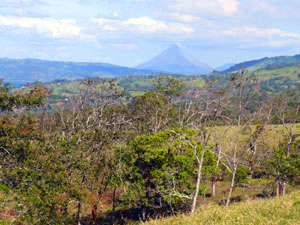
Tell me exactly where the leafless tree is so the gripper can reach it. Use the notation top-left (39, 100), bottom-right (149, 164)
top-left (270, 87), bottom-right (300, 196)
top-left (173, 77), bottom-right (231, 213)
top-left (214, 74), bottom-right (269, 207)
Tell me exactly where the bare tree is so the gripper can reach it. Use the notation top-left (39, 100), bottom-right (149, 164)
top-left (173, 77), bottom-right (231, 213)
top-left (271, 88), bottom-right (300, 196)
top-left (216, 74), bottom-right (267, 207)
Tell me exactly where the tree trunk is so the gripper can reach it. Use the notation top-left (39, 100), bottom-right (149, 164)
top-left (77, 201), bottom-right (82, 225)
top-left (249, 160), bottom-right (254, 180)
top-left (211, 180), bottom-right (216, 197)
top-left (191, 143), bottom-right (207, 214)
top-left (191, 162), bottom-right (202, 213)
top-left (280, 181), bottom-right (286, 195)
top-left (282, 181), bottom-right (286, 195)
top-left (287, 139), bottom-right (292, 157)
top-left (211, 144), bottom-right (220, 198)
top-left (92, 204), bottom-right (97, 225)
top-left (276, 179), bottom-right (280, 197)
top-left (226, 168), bottom-right (236, 207)
top-left (112, 187), bottom-right (117, 212)
top-left (141, 207), bottom-right (147, 222)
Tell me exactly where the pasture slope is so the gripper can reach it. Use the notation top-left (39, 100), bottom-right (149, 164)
top-left (144, 191), bottom-right (300, 225)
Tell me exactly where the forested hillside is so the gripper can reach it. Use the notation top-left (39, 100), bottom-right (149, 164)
top-left (0, 58), bottom-right (156, 83)
top-left (224, 54), bottom-right (300, 73)
top-left (12, 65), bottom-right (300, 107)
top-left (1, 73), bottom-right (300, 224)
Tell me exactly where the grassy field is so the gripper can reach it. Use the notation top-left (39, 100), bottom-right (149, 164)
top-left (212, 124), bottom-right (300, 150)
top-left (144, 191), bottom-right (300, 225)
top-left (254, 66), bottom-right (300, 81)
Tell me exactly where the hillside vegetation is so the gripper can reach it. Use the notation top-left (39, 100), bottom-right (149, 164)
top-left (13, 60), bottom-right (300, 101)
top-left (1, 74), bottom-right (300, 224)
top-left (224, 54), bottom-right (300, 73)
top-left (145, 191), bottom-right (300, 225)
top-left (11, 64), bottom-right (300, 106)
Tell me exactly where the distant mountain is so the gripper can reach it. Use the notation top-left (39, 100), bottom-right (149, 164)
top-left (135, 44), bottom-right (213, 75)
top-left (216, 63), bottom-right (235, 71)
top-left (0, 58), bottom-right (155, 83)
top-left (224, 54), bottom-right (300, 73)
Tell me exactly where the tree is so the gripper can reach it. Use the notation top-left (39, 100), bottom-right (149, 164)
top-left (272, 88), bottom-right (300, 156)
top-left (129, 77), bottom-right (185, 135)
top-left (173, 76), bottom-right (230, 213)
top-left (269, 88), bottom-right (300, 194)
top-left (119, 130), bottom-right (197, 221)
top-left (213, 73), bottom-right (268, 207)
top-left (268, 140), bottom-right (300, 196)
top-left (40, 78), bottom-right (130, 225)
top-left (0, 79), bottom-right (48, 112)
top-left (0, 80), bottom-right (61, 223)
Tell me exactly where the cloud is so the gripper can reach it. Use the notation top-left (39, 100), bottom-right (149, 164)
top-left (169, 0), bottom-right (239, 16)
top-left (0, 15), bottom-right (90, 39)
top-left (250, 0), bottom-right (277, 14)
top-left (0, 0), bottom-right (46, 7)
top-left (223, 26), bottom-right (300, 39)
top-left (90, 16), bottom-right (194, 34)
top-left (217, 0), bottom-right (239, 15)
top-left (124, 17), bottom-right (168, 33)
top-left (111, 43), bottom-right (137, 49)
top-left (153, 11), bottom-right (214, 25)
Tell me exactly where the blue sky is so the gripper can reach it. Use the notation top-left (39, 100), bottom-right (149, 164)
top-left (1, 0), bottom-right (300, 68)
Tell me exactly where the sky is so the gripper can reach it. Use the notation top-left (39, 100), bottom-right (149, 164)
top-left (1, 0), bottom-right (300, 68)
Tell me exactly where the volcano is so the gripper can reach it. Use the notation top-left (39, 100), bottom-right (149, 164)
top-left (135, 44), bottom-right (213, 75)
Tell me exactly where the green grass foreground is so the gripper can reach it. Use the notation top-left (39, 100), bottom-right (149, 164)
top-left (144, 191), bottom-right (300, 225)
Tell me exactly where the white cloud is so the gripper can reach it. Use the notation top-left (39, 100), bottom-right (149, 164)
top-left (217, 0), bottom-right (239, 15)
top-left (90, 16), bottom-right (194, 34)
top-left (0, 0), bottom-right (46, 7)
top-left (153, 11), bottom-right (214, 25)
top-left (251, 0), bottom-right (277, 13)
top-left (124, 17), bottom-right (168, 33)
top-left (0, 15), bottom-right (91, 39)
top-left (169, 0), bottom-right (239, 16)
top-left (223, 26), bottom-right (300, 39)
top-left (111, 43), bottom-right (137, 49)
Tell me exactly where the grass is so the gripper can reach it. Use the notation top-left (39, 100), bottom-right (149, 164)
top-left (255, 66), bottom-right (300, 81)
top-left (144, 191), bottom-right (300, 225)
top-left (129, 91), bottom-right (146, 97)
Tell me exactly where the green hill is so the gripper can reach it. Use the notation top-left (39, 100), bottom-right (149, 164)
top-left (224, 54), bottom-right (300, 73)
